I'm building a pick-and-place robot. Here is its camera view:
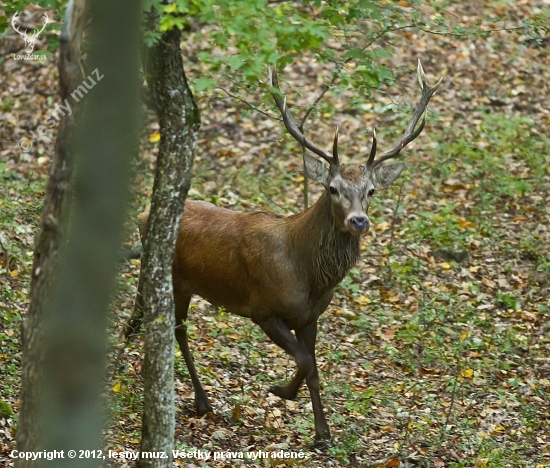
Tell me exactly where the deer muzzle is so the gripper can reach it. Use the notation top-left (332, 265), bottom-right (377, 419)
top-left (348, 215), bottom-right (370, 235)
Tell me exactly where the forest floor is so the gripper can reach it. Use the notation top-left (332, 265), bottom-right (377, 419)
top-left (1, 1), bottom-right (550, 467)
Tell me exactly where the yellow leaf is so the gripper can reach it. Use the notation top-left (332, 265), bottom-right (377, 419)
top-left (112, 381), bottom-right (122, 393)
top-left (295, 176), bottom-right (304, 183)
top-left (355, 295), bottom-right (370, 306)
top-left (375, 221), bottom-right (390, 232)
top-left (9, 270), bottom-right (18, 277)
top-left (149, 132), bottom-right (161, 143)
top-left (459, 219), bottom-right (475, 229)
top-left (231, 403), bottom-right (242, 422)
top-left (460, 368), bottom-right (474, 378)
top-left (460, 331), bottom-right (468, 341)
top-left (441, 263), bottom-right (451, 270)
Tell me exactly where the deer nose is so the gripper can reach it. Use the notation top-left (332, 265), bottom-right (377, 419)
top-left (349, 216), bottom-right (369, 233)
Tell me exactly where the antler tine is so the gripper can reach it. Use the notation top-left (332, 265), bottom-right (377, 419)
top-left (267, 66), bottom-right (336, 166)
top-left (366, 128), bottom-right (377, 168)
top-left (371, 59), bottom-right (443, 168)
top-left (332, 127), bottom-right (339, 166)
top-left (37, 13), bottom-right (49, 34)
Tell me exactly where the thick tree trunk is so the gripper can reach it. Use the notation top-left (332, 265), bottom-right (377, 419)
top-left (138, 26), bottom-right (200, 468)
top-left (16, 1), bottom-right (142, 466)
top-left (15, 1), bottom-right (87, 465)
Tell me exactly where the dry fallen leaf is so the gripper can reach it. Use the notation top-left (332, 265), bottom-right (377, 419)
top-left (231, 403), bottom-right (242, 422)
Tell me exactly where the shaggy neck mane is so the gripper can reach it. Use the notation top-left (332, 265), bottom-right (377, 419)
top-left (288, 191), bottom-right (361, 293)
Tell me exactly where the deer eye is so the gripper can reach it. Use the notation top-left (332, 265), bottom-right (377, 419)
top-left (368, 188), bottom-right (375, 197)
top-left (329, 186), bottom-right (339, 196)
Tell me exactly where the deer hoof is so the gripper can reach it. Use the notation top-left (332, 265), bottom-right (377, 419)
top-left (313, 430), bottom-right (332, 447)
top-left (195, 400), bottom-right (213, 416)
top-left (269, 384), bottom-right (298, 400)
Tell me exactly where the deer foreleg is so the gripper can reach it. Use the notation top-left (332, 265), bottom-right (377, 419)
top-left (296, 321), bottom-right (331, 442)
top-left (257, 317), bottom-right (313, 401)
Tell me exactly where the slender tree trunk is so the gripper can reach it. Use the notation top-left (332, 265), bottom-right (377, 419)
top-left (138, 25), bottom-right (200, 468)
top-left (15, 2), bottom-right (87, 465)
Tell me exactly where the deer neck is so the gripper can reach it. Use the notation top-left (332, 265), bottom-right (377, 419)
top-left (288, 191), bottom-right (361, 293)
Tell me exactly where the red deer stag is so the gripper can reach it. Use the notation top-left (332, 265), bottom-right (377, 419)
top-left (137, 60), bottom-right (442, 442)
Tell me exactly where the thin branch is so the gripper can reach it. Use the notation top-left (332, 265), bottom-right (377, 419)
top-left (439, 365), bottom-right (463, 444)
top-left (216, 86), bottom-right (281, 121)
top-left (384, 179), bottom-right (405, 282)
top-left (416, 24), bottom-right (525, 37)
top-left (297, 82), bottom-right (333, 210)
top-left (299, 84), bottom-right (330, 128)
top-left (258, 178), bottom-right (297, 214)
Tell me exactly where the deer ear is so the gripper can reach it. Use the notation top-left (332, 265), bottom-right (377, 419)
top-left (303, 153), bottom-right (330, 184)
top-left (373, 163), bottom-right (405, 188)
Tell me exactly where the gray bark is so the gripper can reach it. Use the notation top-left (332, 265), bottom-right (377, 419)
top-left (15, 1), bottom-right (87, 465)
top-left (137, 25), bottom-right (200, 468)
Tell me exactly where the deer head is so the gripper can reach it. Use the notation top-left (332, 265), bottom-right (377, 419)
top-left (12, 11), bottom-right (49, 54)
top-left (267, 60), bottom-right (442, 236)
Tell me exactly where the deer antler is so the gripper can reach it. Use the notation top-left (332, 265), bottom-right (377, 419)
top-left (367, 59), bottom-right (443, 169)
top-left (267, 67), bottom-right (339, 167)
top-left (32, 13), bottom-right (49, 37)
top-left (11, 11), bottom-right (48, 39)
top-left (11, 12), bottom-right (27, 38)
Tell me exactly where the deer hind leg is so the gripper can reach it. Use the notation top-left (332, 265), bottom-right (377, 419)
top-left (257, 317), bottom-right (313, 401)
top-left (296, 321), bottom-right (330, 442)
top-left (174, 289), bottom-right (213, 415)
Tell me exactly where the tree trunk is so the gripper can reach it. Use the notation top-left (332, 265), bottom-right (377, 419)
top-left (138, 25), bottom-right (200, 468)
top-left (15, 1), bottom-right (87, 464)
top-left (16, 1), bottom-right (142, 466)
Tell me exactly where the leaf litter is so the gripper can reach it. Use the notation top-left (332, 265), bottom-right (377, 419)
top-left (1, 2), bottom-right (550, 467)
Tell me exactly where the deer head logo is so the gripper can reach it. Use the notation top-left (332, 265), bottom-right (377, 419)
top-left (11, 11), bottom-right (49, 54)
